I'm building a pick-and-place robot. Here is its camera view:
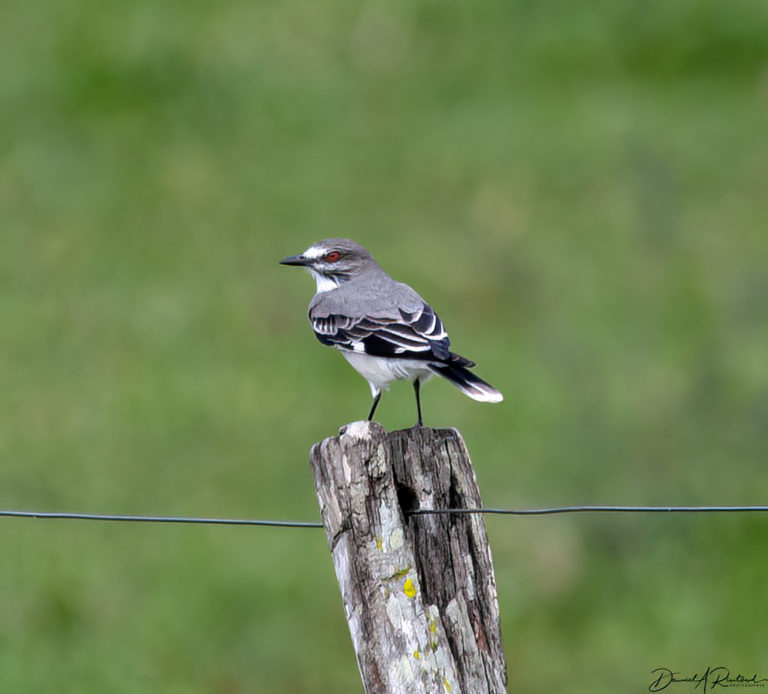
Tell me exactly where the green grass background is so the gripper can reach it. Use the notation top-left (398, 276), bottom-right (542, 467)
top-left (2, 0), bottom-right (768, 691)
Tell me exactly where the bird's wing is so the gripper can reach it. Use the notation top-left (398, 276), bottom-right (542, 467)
top-left (310, 302), bottom-right (453, 361)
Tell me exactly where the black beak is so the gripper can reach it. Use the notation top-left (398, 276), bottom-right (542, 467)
top-left (279, 254), bottom-right (310, 267)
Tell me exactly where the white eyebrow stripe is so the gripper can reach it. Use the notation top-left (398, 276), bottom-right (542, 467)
top-left (303, 245), bottom-right (326, 260)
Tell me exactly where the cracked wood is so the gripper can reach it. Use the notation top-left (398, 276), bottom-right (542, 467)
top-left (310, 421), bottom-right (507, 694)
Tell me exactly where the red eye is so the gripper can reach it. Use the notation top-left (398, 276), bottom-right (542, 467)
top-left (325, 251), bottom-right (341, 262)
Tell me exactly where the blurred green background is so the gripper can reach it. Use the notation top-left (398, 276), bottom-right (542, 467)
top-left (2, 0), bottom-right (768, 691)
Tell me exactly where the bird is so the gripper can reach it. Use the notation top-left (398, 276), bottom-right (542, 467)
top-left (280, 238), bottom-right (502, 425)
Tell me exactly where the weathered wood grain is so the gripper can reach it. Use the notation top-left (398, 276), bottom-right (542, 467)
top-left (310, 421), bottom-right (507, 694)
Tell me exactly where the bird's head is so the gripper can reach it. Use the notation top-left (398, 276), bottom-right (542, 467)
top-left (280, 238), bottom-right (377, 292)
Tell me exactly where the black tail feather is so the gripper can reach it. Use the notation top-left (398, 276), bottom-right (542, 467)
top-left (428, 362), bottom-right (503, 403)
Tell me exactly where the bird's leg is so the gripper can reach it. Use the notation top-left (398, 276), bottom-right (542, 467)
top-left (413, 379), bottom-right (423, 427)
top-left (367, 390), bottom-right (382, 421)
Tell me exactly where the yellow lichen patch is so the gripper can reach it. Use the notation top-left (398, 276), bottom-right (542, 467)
top-left (443, 677), bottom-right (452, 692)
top-left (403, 578), bottom-right (417, 598)
top-left (383, 566), bottom-right (411, 581)
top-left (375, 536), bottom-right (383, 551)
top-left (429, 619), bottom-right (438, 634)
top-left (413, 650), bottom-right (420, 660)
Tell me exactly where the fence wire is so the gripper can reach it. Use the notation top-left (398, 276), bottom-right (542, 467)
top-left (2, 505), bottom-right (768, 528)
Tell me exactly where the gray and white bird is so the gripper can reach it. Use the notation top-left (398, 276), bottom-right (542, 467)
top-left (280, 238), bottom-right (502, 425)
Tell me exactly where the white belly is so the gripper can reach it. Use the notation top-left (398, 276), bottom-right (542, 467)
top-left (340, 350), bottom-right (434, 395)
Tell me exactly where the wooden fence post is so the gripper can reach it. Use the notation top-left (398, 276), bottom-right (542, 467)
top-left (310, 420), bottom-right (507, 694)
